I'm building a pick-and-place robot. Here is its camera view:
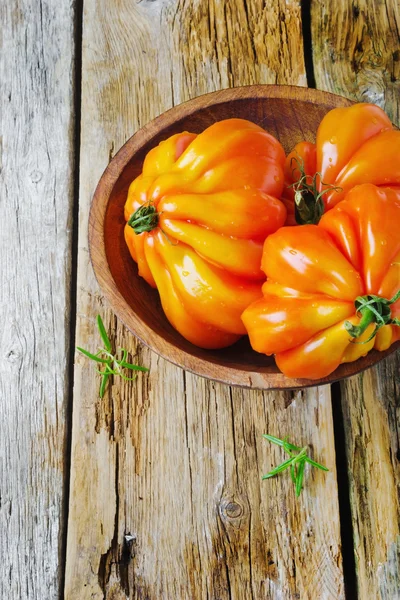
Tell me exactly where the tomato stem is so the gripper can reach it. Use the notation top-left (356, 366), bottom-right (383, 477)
top-left (128, 204), bottom-right (159, 233)
top-left (288, 155), bottom-right (342, 225)
top-left (344, 290), bottom-right (400, 344)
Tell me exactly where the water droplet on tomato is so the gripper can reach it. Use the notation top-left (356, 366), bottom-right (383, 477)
top-left (329, 157), bottom-right (332, 162)
top-left (330, 136), bottom-right (337, 144)
top-left (274, 176), bottom-right (280, 182)
top-left (182, 270), bottom-right (190, 277)
top-left (289, 249), bottom-right (297, 256)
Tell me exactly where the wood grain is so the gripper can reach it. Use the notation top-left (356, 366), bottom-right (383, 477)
top-left (340, 362), bottom-right (400, 600)
top-left (311, 0), bottom-right (400, 123)
top-left (0, 1), bottom-right (76, 598)
top-left (65, 1), bottom-right (345, 598)
top-left (311, 1), bottom-right (400, 597)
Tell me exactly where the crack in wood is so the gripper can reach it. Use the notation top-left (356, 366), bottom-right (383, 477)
top-left (97, 446), bottom-right (134, 598)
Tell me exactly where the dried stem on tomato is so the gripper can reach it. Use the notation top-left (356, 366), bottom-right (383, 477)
top-left (127, 203), bottom-right (178, 246)
top-left (128, 204), bottom-right (160, 233)
top-left (288, 155), bottom-right (342, 225)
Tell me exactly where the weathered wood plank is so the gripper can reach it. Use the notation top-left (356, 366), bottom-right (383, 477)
top-left (65, 1), bottom-right (344, 598)
top-left (340, 361), bottom-right (400, 600)
top-left (311, 0), bottom-right (400, 123)
top-left (311, 1), bottom-right (400, 597)
top-left (0, 1), bottom-right (76, 598)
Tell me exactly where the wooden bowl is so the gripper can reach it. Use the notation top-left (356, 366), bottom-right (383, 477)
top-left (89, 85), bottom-right (399, 389)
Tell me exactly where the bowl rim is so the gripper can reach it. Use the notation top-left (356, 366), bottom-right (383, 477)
top-left (88, 84), bottom-right (399, 390)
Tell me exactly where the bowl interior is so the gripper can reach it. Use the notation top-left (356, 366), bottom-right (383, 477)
top-left (91, 87), bottom-right (398, 388)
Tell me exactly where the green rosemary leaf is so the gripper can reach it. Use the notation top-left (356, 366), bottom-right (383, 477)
top-left (78, 314), bottom-right (149, 398)
top-left (291, 447), bottom-right (308, 465)
top-left (117, 361), bottom-right (149, 372)
top-left (262, 434), bottom-right (329, 497)
top-left (262, 434), bottom-right (287, 448)
top-left (305, 457), bottom-right (329, 471)
top-left (96, 315), bottom-right (112, 352)
top-left (77, 347), bottom-right (109, 363)
top-left (295, 459), bottom-right (306, 497)
top-left (262, 456), bottom-right (295, 479)
top-left (263, 434), bottom-right (303, 454)
top-left (119, 373), bottom-right (138, 382)
top-left (290, 463), bottom-right (296, 484)
top-left (99, 372), bottom-right (110, 398)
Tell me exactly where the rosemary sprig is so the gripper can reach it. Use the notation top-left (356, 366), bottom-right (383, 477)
top-left (77, 315), bottom-right (149, 398)
top-left (262, 434), bottom-right (328, 497)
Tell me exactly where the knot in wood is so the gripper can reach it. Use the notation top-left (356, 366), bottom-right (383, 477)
top-left (30, 169), bottom-right (43, 183)
top-left (225, 501), bottom-right (242, 518)
top-left (220, 499), bottom-right (244, 520)
top-left (366, 51), bottom-right (385, 69)
top-left (5, 348), bottom-right (21, 363)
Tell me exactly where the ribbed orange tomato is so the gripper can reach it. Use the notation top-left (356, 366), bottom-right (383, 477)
top-left (242, 184), bottom-right (400, 379)
top-left (282, 103), bottom-right (400, 225)
top-left (124, 119), bottom-right (287, 349)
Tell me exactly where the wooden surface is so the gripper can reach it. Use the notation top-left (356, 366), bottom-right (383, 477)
top-left (311, 0), bottom-right (400, 123)
top-left (66, 1), bottom-right (346, 598)
top-left (311, 1), bottom-right (400, 597)
top-left (1, 1), bottom-right (399, 599)
top-left (0, 1), bottom-right (76, 598)
top-left (0, 0), bottom-right (74, 599)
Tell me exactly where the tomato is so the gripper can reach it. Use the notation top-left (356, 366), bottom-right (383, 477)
top-left (283, 103), bottom-right (400, 224)
top-left (242, 184), bottom-right (400, 379)
top-left (124, 119), bottom-right (287, 349)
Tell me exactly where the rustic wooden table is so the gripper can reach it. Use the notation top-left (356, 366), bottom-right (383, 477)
top-left (2, 1), bottom-right (400, 599)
